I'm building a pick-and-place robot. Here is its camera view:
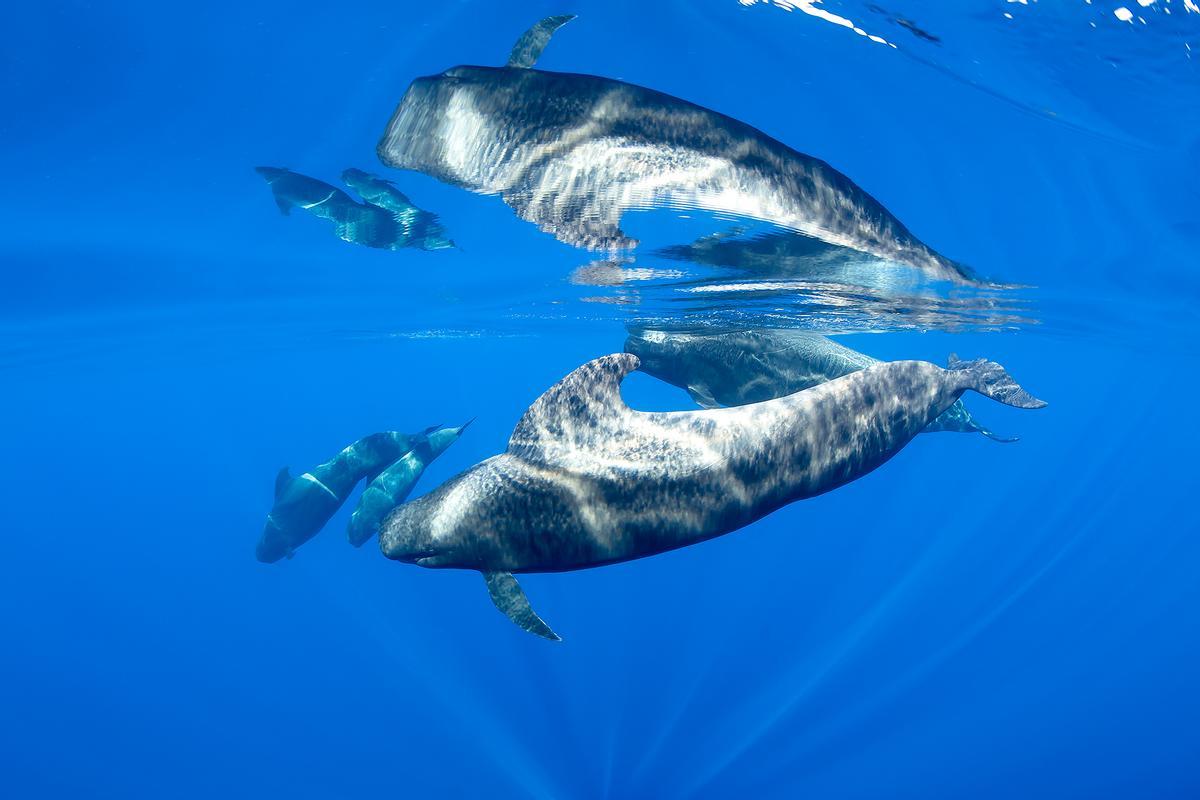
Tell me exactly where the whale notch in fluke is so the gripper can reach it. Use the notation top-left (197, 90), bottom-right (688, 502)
top-left (376, 16), bottom-right (991, 285)
top-left (379, 352), bottom-right (1045, 638)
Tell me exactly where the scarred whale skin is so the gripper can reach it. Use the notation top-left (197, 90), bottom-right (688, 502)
top-left (624, 327), bottom-right (1015, 441)
top-left (376, 39), bottom-right (978, 284)
top-left (380, 353), bottom-right (1044, 576)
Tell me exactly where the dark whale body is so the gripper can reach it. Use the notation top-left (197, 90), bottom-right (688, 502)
top-left (376, 17), bottom-right (979, 284)
top-left (257, 430), bottom-right (434, 563)
top-left (380, 353), bottom-right (1045, 638)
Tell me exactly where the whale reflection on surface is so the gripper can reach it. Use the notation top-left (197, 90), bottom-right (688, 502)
top-left (563, 226), bottom-right (1034, 334)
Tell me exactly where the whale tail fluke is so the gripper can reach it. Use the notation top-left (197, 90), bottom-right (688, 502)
top-left (948, 354), bottom-right (1047, 409)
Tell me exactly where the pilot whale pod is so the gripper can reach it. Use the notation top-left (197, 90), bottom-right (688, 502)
top-left (257, 428), bottom-right (438, 563)
top-left (256, 166), bottom-right (453, 251)
top-left (624, 327), bottom-right (1016, 441)
top-left (377, 16), bottom-right (983, 285)
top-left (379, 353), bottom-right (1045, 639)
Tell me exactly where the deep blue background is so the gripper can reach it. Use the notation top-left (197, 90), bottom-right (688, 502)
top-left (2, 1), bottom-right (1198, 797)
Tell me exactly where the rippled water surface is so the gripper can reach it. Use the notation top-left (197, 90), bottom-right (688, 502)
top-left (2, 2), bottom-right (1198, 798)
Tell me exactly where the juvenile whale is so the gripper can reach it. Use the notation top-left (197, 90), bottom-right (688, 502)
top-left (256, 166), bottom-right (452, 251)
top-left (624, 327), bottom-right (1015, 441)
top-left (380, 353), bottom-right (1045, 639)
top-left (376, 16), bottom-right (982, 285)
top-left (257, 428), bottom-right (437, 563)
top-left (347, 421), bottom-right (471, 547)
top-left (340, 168), bottom-right (454, 250)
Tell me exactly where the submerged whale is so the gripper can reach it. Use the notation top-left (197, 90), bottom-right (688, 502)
top-left (257, 428), bottom-right (437, 563)
top-left (347, 421), bottom-right (471, 547)
top-left (625, 327), bottom-right (1015, 441)
top-left (341, 168), bottom-right (454, 250)
top-left (255, 166), bottom-right (451, 251)
top-left (380, 353), bottom-right (1045, 639)
top-left (376, 16), bottom-right (982, 284)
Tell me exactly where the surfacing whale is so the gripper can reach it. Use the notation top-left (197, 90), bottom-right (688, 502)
top-left (376, 16), bottom-right (983, 285)
top-left (624, 327), bottom-right (1015, 441)
top-left (257, 428), bottom-right (437, 563)
top-left (380, 353), bottom-right (1045, 639)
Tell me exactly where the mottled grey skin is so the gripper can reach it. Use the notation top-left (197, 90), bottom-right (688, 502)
top-left (380, 353), bottom-right (1044, 636)
top-left (340, 168), bottom-right (454, 250)
top-left (376, 18), bottom-right (979, 284)
top-left (257, 430), bottom-right (433, 563)
top-left (347, 422), bottom-right (470, 547)
top-left (257, 166), bottom-right (450, 251)
top-left (624, 328), bottom-right (1014, 441)
top-left (506, 14), bottom-right (575, 69)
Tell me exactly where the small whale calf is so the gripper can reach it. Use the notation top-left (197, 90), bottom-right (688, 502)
top-left (377, 16), bottom-right (982, 284)
top-left (257, 427), bottom-right (445, 563)
top-left (341, 168), bottom-right (454, 250)
top-left (380, 352), bottom-right (1045, 639)
top-left (624, 327), bottom-right (1015, 441)
top-left (347, 421), bottom-right (472, 547)
top-left (255, 166), bottom-right (451, 251)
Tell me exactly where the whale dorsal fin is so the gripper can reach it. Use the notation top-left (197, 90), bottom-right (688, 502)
top-left (506, 14), bottom-right (575, 68)
top-left (484, 571), bottom-right (561, 641)
top-left (507, 353), bottom-right (640, 459)
top-left (274, 467), bottom-right (291, 498)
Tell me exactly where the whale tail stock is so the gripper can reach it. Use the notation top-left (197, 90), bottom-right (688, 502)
top-left (948, 354), bottom-right (1047, 410)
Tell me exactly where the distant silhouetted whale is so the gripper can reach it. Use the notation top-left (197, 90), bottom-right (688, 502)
top-left (377, 16), bottom-right (983, 284)
top-left (380, 352), bottom-right (1045, 639)
top-left (625, 327), bottom-right (1016, 441)
top-left (255, 166), bottom-right (451, 251)
top-left (257, 428), bottom-right (437, 563)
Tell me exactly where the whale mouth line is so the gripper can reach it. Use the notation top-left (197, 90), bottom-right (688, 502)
top-left (398, 550), bottom-right (438, 564)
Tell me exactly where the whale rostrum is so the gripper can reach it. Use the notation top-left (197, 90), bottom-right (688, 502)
top-left (377, 16), bottom-right (985, 285)
top-left (379, 353), bottom-right (1045, 639)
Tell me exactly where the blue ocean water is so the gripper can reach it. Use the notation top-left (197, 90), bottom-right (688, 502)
top-left (3, 1), bottom-right (1199, 797)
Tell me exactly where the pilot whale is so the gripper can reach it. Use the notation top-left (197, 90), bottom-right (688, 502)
top-left (379, 353), bottom-right (1045, 639)
top-left (625, 327), bottom-right (1015, 441)
top-left (341, 168), bottom-right (454, 250)
top-left (347, 421), bottom-right (471, 547)
top-left (257, 428), bottom-right (437, 563)
top-left (256, 166), bottom-right (452, 251)
top-left (376, 16), bottom-right (982, 285)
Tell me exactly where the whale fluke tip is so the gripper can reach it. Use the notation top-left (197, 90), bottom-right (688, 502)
top-left (949, 355), bottom-right (1047, 410)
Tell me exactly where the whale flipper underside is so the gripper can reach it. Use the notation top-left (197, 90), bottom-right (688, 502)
top-left (507, 14), bottom-right (575, 68)
top-left (484, 571), bottom-right (561, 641)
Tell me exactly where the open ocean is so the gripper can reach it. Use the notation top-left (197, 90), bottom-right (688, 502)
top-left (3, 1), bottom-right (1198, 797)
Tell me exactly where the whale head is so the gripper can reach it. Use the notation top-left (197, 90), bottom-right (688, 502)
top-left (622, 327), bottom-right (695, 385)
top-left (255, 515), bottom-right (292, 564)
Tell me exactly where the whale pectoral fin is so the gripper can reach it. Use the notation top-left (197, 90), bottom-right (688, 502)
top-left (686, 384), bottom-right (721, 410)
top-left (274, 467), bottom-right (291, 498)
top-left (506, 14), bottom-right (576, 68)
top-left (483, 571), bottom-right (561, 641)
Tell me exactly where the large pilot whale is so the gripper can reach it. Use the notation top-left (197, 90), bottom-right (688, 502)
top-left (257, 428), bottom-right (438, 563)
top-left (376, 15), bottom-right (983, 285)
top-left (624, 327), bottom-right (1015, 441)
top-left (379, 353), bottom-right (1045, 639)
top-left (347, 421), bottom-right (471, 547)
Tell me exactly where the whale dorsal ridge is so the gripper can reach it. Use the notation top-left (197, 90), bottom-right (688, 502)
top-left (506, 14), bottom-right (576, 69)
top-left (507, 353), bottom-right (640, 459)
top-left (274, 467), bottom-right (291, 498)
